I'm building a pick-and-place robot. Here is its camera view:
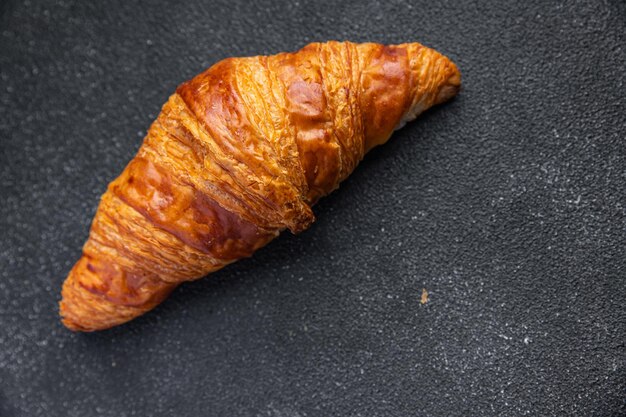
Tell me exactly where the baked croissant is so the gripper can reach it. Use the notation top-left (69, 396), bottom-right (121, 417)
top-left (60, 41), bottom-right (460, 331)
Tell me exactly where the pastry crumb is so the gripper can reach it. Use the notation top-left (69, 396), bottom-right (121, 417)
top-left (421, 288), bottom-right (429, 304)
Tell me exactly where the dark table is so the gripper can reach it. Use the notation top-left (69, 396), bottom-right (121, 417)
top-left (1, 1), bottom-right (625, 416)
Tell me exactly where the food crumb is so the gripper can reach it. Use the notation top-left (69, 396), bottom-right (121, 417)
top-left (421, 288), bottom-right (429, 304)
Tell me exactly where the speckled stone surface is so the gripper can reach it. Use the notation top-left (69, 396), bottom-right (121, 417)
top-left (1, 0), bottom-right (625, 416)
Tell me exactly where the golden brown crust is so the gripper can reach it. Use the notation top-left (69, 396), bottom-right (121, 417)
top-left (59, 41), bottom-right (461, 331)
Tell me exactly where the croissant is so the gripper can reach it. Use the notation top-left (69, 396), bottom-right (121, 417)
top-left (60, 41), bottom-right (460, 331)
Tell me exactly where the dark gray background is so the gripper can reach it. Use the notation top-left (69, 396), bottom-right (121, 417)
top-left (1, 0), bottom-right (625, 416)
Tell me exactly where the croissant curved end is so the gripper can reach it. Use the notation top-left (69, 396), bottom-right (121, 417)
top-left (435, 63), bottom-right (461, 105)
top-left (394, 53), bottom-right (461, 133)
top-left (60, 258), bottom-right (176, 331)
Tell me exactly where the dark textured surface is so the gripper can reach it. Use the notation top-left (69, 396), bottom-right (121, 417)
top-left (1, 0), bottom-right (625, 415)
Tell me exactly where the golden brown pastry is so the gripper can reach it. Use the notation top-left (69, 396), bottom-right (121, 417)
top-left (60, 41), bottom-right (461, 331)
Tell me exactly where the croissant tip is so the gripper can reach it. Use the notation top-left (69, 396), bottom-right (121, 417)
top-left (59, 291), bottom-right (98, 332)
top-left (59, 295), bottom-right (127, 332)
top-left (59, 309), bottom-right (90, 332)
top-left (60, 256), bottom-right (180, 331)
top-left (59, 266), bottom-right (127, 332)
top-left (434, 60), bottom-right (462, 105)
